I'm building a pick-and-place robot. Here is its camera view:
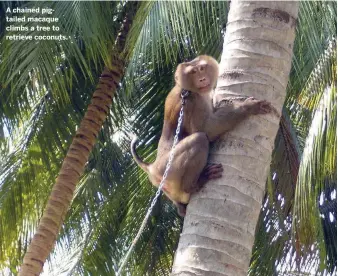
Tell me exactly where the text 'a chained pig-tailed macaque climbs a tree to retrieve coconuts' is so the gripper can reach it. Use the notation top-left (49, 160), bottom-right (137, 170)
top-left (131, 55), bottom-right (276, 216)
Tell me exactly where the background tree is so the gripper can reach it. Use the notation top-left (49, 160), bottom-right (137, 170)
top-left (0, 1), bottom-right (336, 275)
top-left (1, 1), bottom-right (142, 275)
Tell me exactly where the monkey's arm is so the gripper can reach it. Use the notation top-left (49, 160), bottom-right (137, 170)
top-left (205, 98), bottom-right (273, 142)
top-left (159, 88), bottom-right (186, 143)
top-left (156, 90), bottom-right (182, 154)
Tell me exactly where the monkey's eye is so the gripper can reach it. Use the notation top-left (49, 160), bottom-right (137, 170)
top-left (191, 69), bottom-right (197, 74)
top-left (200, 66), bottom-right (205, 71)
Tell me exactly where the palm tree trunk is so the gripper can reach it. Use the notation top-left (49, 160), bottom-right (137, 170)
top-left (172, 1), bottom-right (298, 275)
top-left (19, 3), bottom-right (139, 275)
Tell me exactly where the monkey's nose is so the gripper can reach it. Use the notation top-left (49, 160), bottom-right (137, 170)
top-left (199, 77), bottom-right (206, 82)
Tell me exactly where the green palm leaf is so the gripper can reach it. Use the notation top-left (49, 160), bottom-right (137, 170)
top-left (0, 1), bottom-right (336, 275)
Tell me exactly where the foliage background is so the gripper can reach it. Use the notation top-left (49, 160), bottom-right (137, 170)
top-left (0, 1), bottom-right (336, 275)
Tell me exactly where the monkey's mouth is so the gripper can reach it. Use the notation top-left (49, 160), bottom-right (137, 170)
top-left (198, 83), bottom-right (211, 92)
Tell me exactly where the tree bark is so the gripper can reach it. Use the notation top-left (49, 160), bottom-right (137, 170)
top-left (19, 3), bottom-right (139, 275)
top-left (172, 1), bottom-right (298, 275)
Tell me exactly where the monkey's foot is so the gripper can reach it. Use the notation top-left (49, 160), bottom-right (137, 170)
top-left (201, 163), bottom-right (223, 180)
top-left (174, 202), bottom-right (187, 217)
top-left (184, 163), bottom-right (223, 193)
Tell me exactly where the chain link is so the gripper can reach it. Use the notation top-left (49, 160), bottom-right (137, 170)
top-left (117, 90), bottom-right (189, 276)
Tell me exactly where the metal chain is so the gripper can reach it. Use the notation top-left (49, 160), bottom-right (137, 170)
top-left (117, 90), bottom-right (190, 276)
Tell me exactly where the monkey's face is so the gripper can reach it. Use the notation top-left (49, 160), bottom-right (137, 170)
top-left (175, 55), bottom-right (219, 93)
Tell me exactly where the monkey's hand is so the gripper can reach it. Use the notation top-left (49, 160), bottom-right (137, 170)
top-left (243, 97), bottom-right (279, 117)
top-left (184, 163), bottom-right (223, 193)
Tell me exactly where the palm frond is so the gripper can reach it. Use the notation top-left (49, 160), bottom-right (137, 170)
top-left (121, 1), bottom-right (228, 100)
top-left (0, 1), bottom-right (119, 125)
top-left (1, 1), bottom-right (336, 275)
top-left (293, 84), bottom-right (336, 269)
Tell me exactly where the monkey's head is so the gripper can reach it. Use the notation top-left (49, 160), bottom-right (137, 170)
top-left (175, 55), bottom-right (219, 93)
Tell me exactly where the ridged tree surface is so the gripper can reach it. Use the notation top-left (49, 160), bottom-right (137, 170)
top-left (18, 3), bottom-right (139, 275)
top-left (172, 1), bottom-right (299, 275)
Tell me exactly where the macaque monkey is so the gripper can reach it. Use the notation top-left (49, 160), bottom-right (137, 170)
top-left (131, 55), bottom-right (274, 216)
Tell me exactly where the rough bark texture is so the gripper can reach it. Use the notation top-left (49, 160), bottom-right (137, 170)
top-left (18, 4), bottom-right (138, 275)
top-left (172, 1), bottom-right (298, 276)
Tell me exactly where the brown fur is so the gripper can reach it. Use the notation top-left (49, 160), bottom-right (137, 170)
top-left (131, 55), bottom-right (274, 216)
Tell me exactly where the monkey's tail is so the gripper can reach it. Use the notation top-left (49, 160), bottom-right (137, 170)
top-left (130, 136), bottom-right (150, 172)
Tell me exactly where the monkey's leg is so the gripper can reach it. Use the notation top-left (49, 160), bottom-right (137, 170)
top-left (168, 133), bottom-right (211, 217)
top-left (153, 132), bottom-right (209, 204)
top-left (171, 132), bottom-right (211, 195)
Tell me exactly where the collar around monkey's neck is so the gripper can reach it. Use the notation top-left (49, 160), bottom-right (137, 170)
top-left (181, 89), bottom-right (190, 105)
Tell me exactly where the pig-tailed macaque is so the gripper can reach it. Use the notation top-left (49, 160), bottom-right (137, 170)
top-left (131, 55), bottom-right (274, 216)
